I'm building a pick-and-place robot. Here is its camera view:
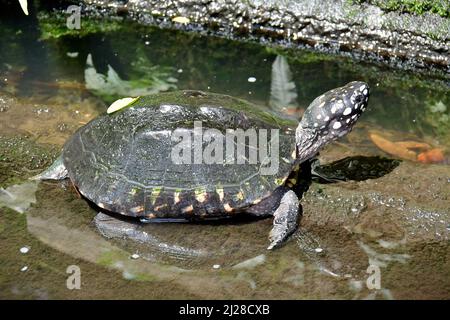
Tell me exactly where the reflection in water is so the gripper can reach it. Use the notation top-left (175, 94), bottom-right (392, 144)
top-left (94, 212), bottom-right (207, 260)
top-left (0, 181), bottom-right (38, 213)
top-left (311, 156), bottom-right (401, 182)
top-left (84, 53), bottom-right (178, 102)
top-left (269, 55), bottom-right (298, 114)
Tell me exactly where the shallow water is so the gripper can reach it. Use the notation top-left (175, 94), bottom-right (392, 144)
top-left (0, 4), bottom-right (449, 299)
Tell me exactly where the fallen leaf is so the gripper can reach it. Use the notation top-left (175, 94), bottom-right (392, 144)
top-left (107, 97), bottom-right (140, 114)
top-left (172, 16), bottom-right (190, 24)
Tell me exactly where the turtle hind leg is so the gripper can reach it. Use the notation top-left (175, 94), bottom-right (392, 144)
top-left (267, 190), bottom-right (301, 250)
top-left (30, 155), bottom-right (68, 180)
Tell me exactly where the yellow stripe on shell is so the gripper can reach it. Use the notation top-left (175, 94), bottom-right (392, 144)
top-left (216, 187), bottom-right (224, 201)
top-left (223, 203), bottom-right (233, 212)
top-left (149, 187), bottom-right (162, 205)
top-left (195, 188), bottom-right (207, 203)
top-left (181, 205), bottom-right (194, 213)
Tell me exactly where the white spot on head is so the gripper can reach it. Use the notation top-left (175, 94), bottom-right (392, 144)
top-left (343, 107), bottom-right (352, 115)
top-left (248, 77), bottom-right (257, 83)
top-left (333, 122), bottom-right (342, 129)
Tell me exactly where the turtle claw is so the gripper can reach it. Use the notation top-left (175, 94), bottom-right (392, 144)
top-left (267, 190), bottom-right (300, 250)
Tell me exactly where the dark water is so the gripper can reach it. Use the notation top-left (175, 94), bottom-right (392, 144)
top-left (0, 3), bottom-right (449, 299)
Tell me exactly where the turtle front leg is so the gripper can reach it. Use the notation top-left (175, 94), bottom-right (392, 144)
top-left (267, 190), bottom-right (300, 250)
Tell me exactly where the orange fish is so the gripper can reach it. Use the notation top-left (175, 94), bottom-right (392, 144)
top-left (369, 133), bottom-right (417, 161)
top-left (417, 148), bottom-right (445, 164)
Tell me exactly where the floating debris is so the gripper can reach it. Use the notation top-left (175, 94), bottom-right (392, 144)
top-left (130, 253), bottom-right (140, 260)
top-left (232, 254), bottom-right (265, 270)
top-left (320, 267), bottom-right (340, 278)
top-left (20, 266), bottom-right (28, 272)
top-left (172, 16), bottom-right (190, 24)
top-left (314, 247), bottom-right (323, 253)
top-left (66, 52), bottom-right (79, 58)
top-left (107, 97), bottom-right (139, 114)
top-left (247, 77), bottom-right (257, 83)
top-left (212, 264), bottom-right (220, 269)
top-left (20, 246), bottom-right (30, 254)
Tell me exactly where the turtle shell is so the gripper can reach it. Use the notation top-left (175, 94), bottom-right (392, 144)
top-left (62, 91), bottom-right (298, 219)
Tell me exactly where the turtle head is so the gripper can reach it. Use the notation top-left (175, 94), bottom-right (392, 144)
top-left (295, 81), bottom-right (369, 161)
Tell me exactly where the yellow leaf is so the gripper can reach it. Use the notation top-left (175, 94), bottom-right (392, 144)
top-left (107, 97), bottom-right (139, 114)
top-left (172, 16), bottom-right (190, 24)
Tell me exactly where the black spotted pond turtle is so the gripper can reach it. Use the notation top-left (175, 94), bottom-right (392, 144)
top-left (36, 81), bottom-right (370, 249)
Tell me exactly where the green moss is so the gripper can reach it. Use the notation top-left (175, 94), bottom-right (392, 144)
top-left (96, 250), bottom-right (127, 267)
top-left (0, 135), bottom-right (59, 187)
top-left (124, 90), bottom-right (298, 128)
top-left (424, 100), bottom-right (450, 143)
top-left (349, 0), bottom-right (449, 18)
top-left (96, 251), bottom-right (156, 282)
top-left (37, 12), bottom-right (123, 40)
top-left (265, 46), bottom-right (336, 64)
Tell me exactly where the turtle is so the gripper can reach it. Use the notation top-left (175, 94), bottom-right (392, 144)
top-left (35, 81), bottom-right (370, 250)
